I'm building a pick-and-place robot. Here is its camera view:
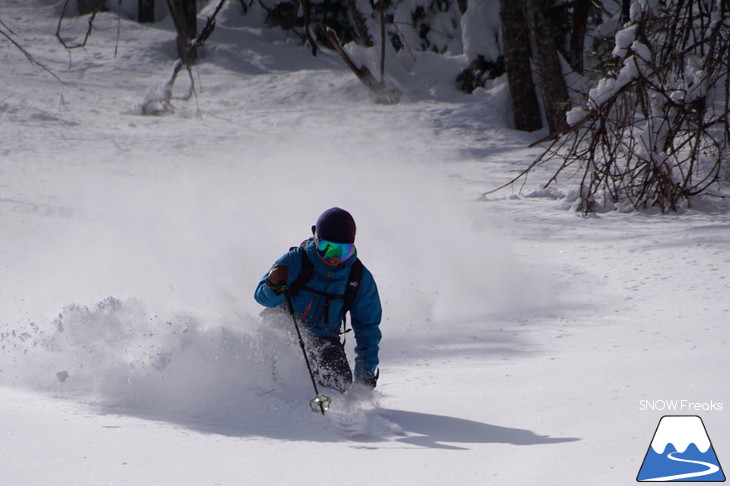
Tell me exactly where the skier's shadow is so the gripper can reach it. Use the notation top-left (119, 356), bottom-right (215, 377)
top-left (377, 409), bottom-right (580, 450)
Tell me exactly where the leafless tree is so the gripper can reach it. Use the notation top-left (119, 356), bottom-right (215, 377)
top-left (321, 25), bottom-right (401, 104)
top-left (167, 0), bottom-right (198, 63)
top-left (500, 0), bottom-right (571, 133)
top-left (138, 0), bottom-right (155, 23)
top-left (568, 0), bottom-right (590, 74)
top-left (141, 0), bottom-right (226, 115)
top-left (490, 0), bottom-right (730, 214)
top-left (523, 0), bottom-right (570, 134)
top-left (500, 0), bottom-right (542, 132)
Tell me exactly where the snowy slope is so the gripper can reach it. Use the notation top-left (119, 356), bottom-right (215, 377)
top-left (2, 2), bottom-right (729, 485)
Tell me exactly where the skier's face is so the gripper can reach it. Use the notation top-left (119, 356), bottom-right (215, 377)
top-left (319, 255), bottom-right (343, 267)
top-left (314, 234), bottom-right (355, 265)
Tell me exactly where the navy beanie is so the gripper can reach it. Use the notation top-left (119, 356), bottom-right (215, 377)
top-left (314, 207), bottom-right (356, 243)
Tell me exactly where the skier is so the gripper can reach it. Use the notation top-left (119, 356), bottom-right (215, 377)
top-left (254, 207), bottom-right (382, 393)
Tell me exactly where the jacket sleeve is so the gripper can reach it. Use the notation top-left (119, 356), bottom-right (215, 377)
top-left (349, 266), bottom-right (382, 382)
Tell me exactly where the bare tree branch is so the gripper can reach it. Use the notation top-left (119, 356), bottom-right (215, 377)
top-left (2, 20), bottom-right (66, 84)
top-left (488, 0), bottom-right (730, 213)
top-left (56, 0), bottom-right (99, 49)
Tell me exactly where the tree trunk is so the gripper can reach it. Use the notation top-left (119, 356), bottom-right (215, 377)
top-left (300, 0), bottom-right (318, 56)
top-left (523, 0), bottom-right (570, 133)
top-left (167, 0), bottom-right (198, 63)
top-left (568, 0), bottom-right (590, 74)
top-left (183, 0), bottom-right (197, 38)
top-left (138, 0), bottom-right (155, 23)
top-left (345, 0), bottom-right (374, 47)
top-left (621, 0), bottom-right (631, 23)
top-left (77, 0), bottom-right (106, 15)
top-left (500, 0), bottom-right (542, 132)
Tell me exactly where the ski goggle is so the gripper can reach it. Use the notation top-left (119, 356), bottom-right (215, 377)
top-left (315, 234), bottom-right (355, 262)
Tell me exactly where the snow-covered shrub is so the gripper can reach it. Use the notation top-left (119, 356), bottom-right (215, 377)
top-left (257, 0), bottom-right (354, 47)
top-left (522, 0), bottom-right (730, 213)
top-left (455, 0), bottom-right (503, 93)
top-left (252, 0), bottom-right (465, 55)
top-left (392, 0), bottom-right (463, 54)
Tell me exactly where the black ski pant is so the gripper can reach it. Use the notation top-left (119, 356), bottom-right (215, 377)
top-left (306, 336), bottom-right (352, 393)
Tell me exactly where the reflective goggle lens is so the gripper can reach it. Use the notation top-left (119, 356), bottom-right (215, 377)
top-left (316, 236), bottom-right (355, 262)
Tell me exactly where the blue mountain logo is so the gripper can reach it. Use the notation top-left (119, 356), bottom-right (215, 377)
top-left (637, 415), bottom-right (725, 482)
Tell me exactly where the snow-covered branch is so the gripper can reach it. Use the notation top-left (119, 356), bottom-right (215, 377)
top-left (514, 0), bottom-right (730, 214)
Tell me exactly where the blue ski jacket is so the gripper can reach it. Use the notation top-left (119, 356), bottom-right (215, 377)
top-left (254, 238), bottom-right (382, 381)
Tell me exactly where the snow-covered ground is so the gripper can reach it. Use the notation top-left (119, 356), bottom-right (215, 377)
top-left (2, 2), bottom-right (729, 485)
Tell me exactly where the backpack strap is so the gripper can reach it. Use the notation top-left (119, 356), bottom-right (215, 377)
top-left (343, 258), bottom-right (363, 314)
top-left (287, 242), bottom-right (313, 297)
top-left (339, 257), bottom-right (363, 336)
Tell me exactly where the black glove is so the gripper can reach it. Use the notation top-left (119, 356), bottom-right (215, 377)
top-left (266, 264), bottom-right (289, 293)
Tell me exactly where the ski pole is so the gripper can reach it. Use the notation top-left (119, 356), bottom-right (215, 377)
top-left (282, 288), bottom-right (331, 415)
